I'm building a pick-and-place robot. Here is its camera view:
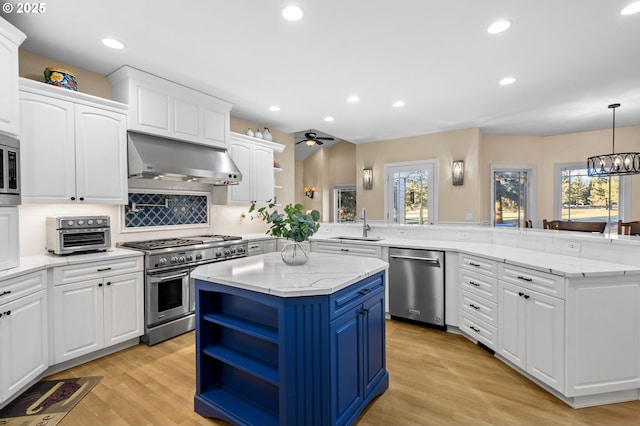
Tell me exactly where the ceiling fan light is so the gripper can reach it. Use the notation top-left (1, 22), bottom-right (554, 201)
top-left (305, 140), bottom-right (316, 147)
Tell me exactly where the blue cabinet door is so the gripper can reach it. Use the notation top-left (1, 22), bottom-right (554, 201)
top-left (363, 291), bottom-right (386, 396)
top-left (330, 305), bottom-right (364, 426)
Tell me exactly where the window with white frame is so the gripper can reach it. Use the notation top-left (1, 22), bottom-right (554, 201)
top-left (384, 160), bottom-right (438, 225)
top-left (491, 165), bottom-right (536, 228)
top-left (554, 162), bottom-right (629, 226)
top-left (332, 184), bottom-right (357, 222)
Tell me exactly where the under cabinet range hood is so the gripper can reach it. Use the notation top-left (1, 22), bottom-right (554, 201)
top-left (127, 132), bottom-right (242, 185)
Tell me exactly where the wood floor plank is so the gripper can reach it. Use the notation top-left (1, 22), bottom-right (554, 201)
top-left (44, 320), bottom-right (640, 425)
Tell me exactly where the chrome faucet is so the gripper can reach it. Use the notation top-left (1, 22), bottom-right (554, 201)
top-left (361, 208), bottom-right (371, 237)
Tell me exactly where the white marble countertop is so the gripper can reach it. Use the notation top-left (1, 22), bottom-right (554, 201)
top-left (0, 248), bottom-right (143, 282)
top-left (191, 252), bottom-right (388, 297)
top-left (310, 236), bottom-right (640, 278)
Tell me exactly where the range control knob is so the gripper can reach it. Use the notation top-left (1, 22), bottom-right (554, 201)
top-left (87, 219), bottom-right (94, 225)
top-left (178, 256), bottom-right (186, 263)
top-left (186, 254), bottom-right (193, 261)
top-left (96, 219), bottom-right (103, 225)
top-left (237, 247), bottom-right (246, 254)
top-left (230, 248), bottom-right (237, 254)
top-left (77, 220), bottom-right (85, 226)
top-left (158, 258), bottom-right (167, 266)
top-left (195, 253), bottom-right (203, 260)
top-left (224, 249), bottom-right (231, 256)
top-left (171, 256), bottom-right (178, 264)
top-left (66, 220), bottom-right (75, 226)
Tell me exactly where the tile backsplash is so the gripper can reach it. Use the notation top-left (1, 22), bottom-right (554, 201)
top-left (125, 192), bottom-right (209, 228)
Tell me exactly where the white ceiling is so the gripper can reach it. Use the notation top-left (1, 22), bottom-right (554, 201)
top-left (6, 1), bottom-right (640, 156)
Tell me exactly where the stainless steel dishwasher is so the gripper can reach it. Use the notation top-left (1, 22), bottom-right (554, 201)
top-left (388, 247), bottom-right (445, 329)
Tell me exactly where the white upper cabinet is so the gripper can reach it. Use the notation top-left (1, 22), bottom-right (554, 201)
top-left (0, 17), bottom-right (26, 137)
top-left (227, 132), bottom-right (284, 205)
top-left (108, 66), bottom-right (232, 149)
top-left (19, 78), bottom-right (128, 204)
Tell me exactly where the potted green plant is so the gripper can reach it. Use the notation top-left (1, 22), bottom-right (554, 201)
top-left (249, 201), bottom-right (320, 265)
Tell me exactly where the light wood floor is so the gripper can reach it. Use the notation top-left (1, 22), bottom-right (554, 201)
top-left (46, 320), bottom-right (640, 425)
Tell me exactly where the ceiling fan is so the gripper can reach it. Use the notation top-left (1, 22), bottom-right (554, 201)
top-left (295, 130), bottom-right (334, 147)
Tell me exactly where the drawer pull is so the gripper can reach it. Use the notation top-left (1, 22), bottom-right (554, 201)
top-left (517, 275), bottom-right (533, 282)
top-left (469, 281), bottom-right (480, 287)
top-left (0, 290), bottom-right (11, 297)
top-left (97, 267), bottom-right (112, 272)
top-left (470, 326), bottom-right (480, 333)
top-left (340, 248), bottom-right (350, 252)
top-left (518, 292), bottom-right (530, 299)
top-left (469, 303), bottom-right (480, 310)
top-left (359, 288), bottom-right (371, 295)
top-left (469, 262), bottom-right (481, 267)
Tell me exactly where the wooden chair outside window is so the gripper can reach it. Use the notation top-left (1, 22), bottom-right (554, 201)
top-left (618, 220), bottom-right (640, 235)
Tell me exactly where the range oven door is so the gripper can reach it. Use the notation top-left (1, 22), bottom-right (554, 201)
top-left (146, 269), bottom-right (192, 327)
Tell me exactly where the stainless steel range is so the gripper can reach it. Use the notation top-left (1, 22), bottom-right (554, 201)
top-left (120, 235), bottom-right (247, 345)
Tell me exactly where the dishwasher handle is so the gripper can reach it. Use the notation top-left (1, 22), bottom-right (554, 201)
top-left (389, 254), bottom-right (441, 265)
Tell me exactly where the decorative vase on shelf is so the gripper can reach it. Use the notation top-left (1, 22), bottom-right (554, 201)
top-left (246, 128), bottom-right (254, 137)
top-left (254, 129), bottom-right (263, 139)
top-left (281, 240), bottom-right (309, 266)
top-left (263, 127), bottom-right (273, 141)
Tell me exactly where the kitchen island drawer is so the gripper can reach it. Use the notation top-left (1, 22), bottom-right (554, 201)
top-left (460, 312), bottom-right (497, 350)
top-left (499, 263), bottom-right (565, 299)
top-left (460, 254), bottom-right (498, 277)
top-left (311, 241), bottom-right (382, 258)
top-left (330, 271), bottom-right (384, 320)
top-left (460, 289), bottom-right (498, 326)
top-left (460, 269), bottom-right (498, 302)
top-left (52, 255), bottom-right (143, 285)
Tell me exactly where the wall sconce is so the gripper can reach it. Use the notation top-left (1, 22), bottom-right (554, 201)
top-left (363, 168), bottom-right (373, 190)
top-left (304, 185), bottom-right (316, 199)
top-left (452, 160), bottom-right (464, 186)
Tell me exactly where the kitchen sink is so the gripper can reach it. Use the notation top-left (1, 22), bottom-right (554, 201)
top-left (329, 236), bottom-right (384, 242)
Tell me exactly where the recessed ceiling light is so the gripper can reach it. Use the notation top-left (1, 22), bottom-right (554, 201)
top-left (282, 5), bottom-right (303, 21)
top-left (392, 101), bottom-right (405, 108)
top-left (324, 116), bottom-right (334, 122)
top-left (499, 76), bottom-right (516, 85)
top-left (347, 95), bottom-right (360, 103)
top-left (621, 1), bottom-right (640, 15)
top-left (487, 20), bottom-right (512, 34)
top-left (269, 105), bottom-right (280, 112)
top-left (101, 38), bottom-right (125, 49)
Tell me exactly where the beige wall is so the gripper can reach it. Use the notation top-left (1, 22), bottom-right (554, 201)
top-left (355, 128), bottom-right (482, 222)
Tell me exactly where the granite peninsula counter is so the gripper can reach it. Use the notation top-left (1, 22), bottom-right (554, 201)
top-left (191, 252), bottom-right (390, 426)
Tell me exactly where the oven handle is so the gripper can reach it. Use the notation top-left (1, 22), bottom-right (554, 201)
top-left (151, 271), bottom-right (189, 282)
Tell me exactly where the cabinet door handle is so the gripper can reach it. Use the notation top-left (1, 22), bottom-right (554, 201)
top-left (106, 282), bottom-right (112, 286)
top-left (469, 303), bottom-right (480, 310)
top-left (524, 294), bottom-right (530, 299)
top-left (359, 288), bottom-right (371, 295)
top-left (517, 275), bottom-right (533, 282)
top-left (0, 290), bottom-right (11, 297)
top-left (518, 292), bottom-right (524, 297)
top-left (98, 283), bottom-right (103, 287)
top-left (469, 281), bottom-right (480, 287)
top-left (360, 308), bottom-right (369, 316)
top-left (470, 326), bottom-right (480, 333)
top-left (97, 267), bottom-right (112, 272)
top-left (79, 197), bottom-right (85, 201)
top-left (70, 196), bottom-right (76, 201)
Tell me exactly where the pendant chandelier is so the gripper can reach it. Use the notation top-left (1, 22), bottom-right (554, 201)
top-left (587, 103), bottom-right (640, 176)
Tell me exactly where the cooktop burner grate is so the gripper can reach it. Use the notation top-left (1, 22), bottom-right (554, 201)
top-left (121, 238), bottom-right (197, 250)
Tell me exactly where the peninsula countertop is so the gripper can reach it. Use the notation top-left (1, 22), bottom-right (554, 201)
top-left (191, 252), bottom-right (388, 297)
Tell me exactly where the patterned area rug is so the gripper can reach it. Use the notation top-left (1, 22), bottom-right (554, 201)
top-left (0, 376), bottom-right (101, 426)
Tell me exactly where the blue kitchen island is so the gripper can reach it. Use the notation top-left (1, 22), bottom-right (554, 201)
top-left (191, 252), bottom-right (389, 426)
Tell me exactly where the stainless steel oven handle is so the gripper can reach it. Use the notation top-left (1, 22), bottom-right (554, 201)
top-left (151, 271), bottom-right (189, 282)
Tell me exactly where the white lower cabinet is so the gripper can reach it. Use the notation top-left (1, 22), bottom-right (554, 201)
top-left (0, 271), bottom-right (48, 406)
top-left (498, 281), bottom-right (565, 392)
top-left (247, 238), bottom-right (277, 256)
top-left (52, 258), bottom-right (143, 364)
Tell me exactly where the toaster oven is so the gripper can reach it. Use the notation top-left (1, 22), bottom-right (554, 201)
top-left (46, 215), bottom-right (111, 255)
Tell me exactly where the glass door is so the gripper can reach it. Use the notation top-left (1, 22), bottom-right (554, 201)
top-left (385, 160), bottom-right (438, 225)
